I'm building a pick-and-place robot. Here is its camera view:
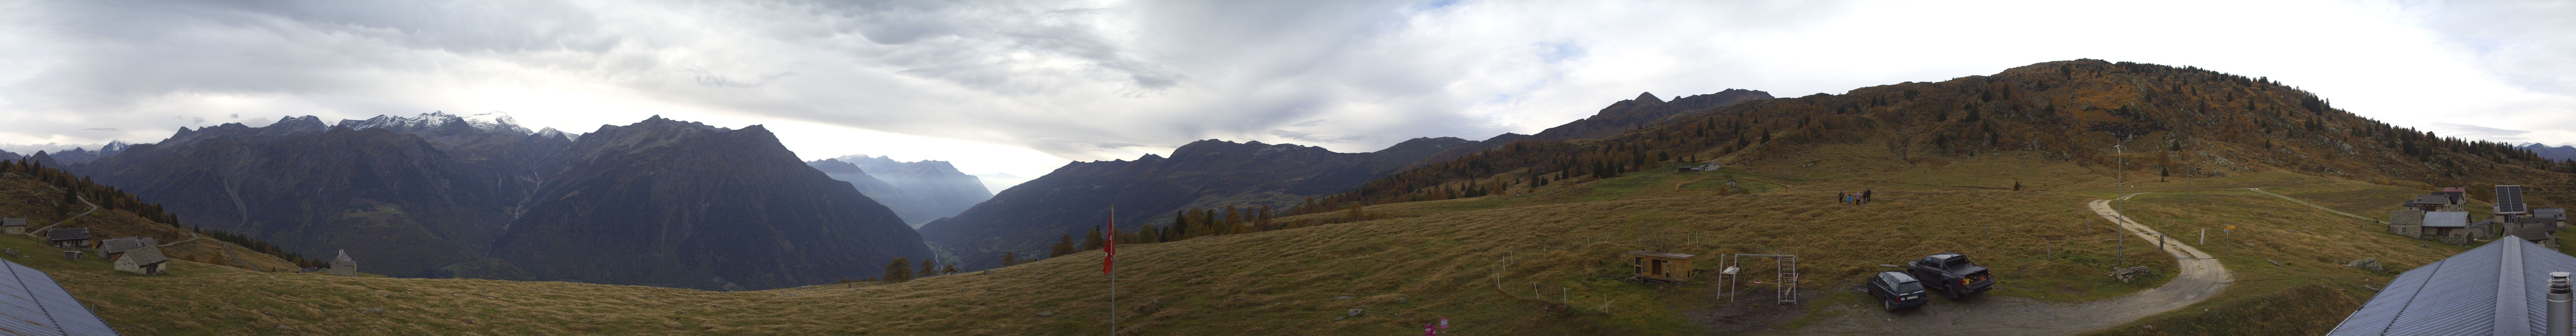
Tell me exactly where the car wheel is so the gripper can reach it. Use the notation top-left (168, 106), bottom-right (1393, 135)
top-left (1882, 298), bottom-right (1897, 311)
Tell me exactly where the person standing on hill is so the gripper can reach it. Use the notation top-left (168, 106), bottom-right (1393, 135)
top-left (1863, 189), bottom-right (1874, 205)
top-left (1838, 191), bottom-right (1847, 205)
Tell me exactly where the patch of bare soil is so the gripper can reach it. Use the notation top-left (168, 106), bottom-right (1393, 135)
top-left (1684, 286), bottom-right (1822, 335)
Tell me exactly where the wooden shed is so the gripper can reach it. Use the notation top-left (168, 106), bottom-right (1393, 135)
top-left (1627, 251), bottom-right (1695, 283)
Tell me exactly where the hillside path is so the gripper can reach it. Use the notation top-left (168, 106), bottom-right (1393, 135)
top-left (2247, 187), bottom-right (2388, 224)
top-left (23, 195), bottom-right (96, 237)
top-left (1763, 193), bottom-right (2232, 336)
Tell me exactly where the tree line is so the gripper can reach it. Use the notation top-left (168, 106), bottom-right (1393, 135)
top-left (1283, 59), bottom-right (2573, 215)
top-left (1, 158), bottom-right (324, 268)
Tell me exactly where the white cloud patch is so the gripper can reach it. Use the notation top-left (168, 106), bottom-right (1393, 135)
top-left (0, 0), bottom-right (2571, 181)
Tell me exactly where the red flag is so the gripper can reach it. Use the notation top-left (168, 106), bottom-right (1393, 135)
top-left (1103, 212), bottom-right (1116, 275)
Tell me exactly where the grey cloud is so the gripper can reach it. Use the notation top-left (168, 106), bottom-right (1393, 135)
top-left (2431, 122), bottom-right (2532, 141)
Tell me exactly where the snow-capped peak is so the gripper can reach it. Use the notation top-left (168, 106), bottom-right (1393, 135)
top-left (337, 111), bottom-right (533, 136)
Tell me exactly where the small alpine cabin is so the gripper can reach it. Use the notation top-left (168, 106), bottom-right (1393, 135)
top-left (44, 228), bottom-right (90, 249)
top-left (0, 218), bottom-right (25, 235)
top-left (1627, 251), bottom-right (1695, 283)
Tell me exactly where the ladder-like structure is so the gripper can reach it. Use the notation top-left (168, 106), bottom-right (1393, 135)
top-left (1723, 253), bottom-right (1801, 304)
top-left (1776, 255), bottom-right (1799, 304)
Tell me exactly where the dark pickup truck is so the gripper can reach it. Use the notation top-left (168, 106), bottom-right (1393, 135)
top-left (1905, 252), bottom-right (1995, 300)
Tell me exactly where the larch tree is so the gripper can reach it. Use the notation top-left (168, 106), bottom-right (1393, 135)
top-left (883, 257), bottom-right (913, 283)
top-left (1050, 234), bottom-right (1076, 258)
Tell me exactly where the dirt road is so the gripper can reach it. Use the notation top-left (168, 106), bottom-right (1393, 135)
top-left (1759, 193), bottom-right (2232, 336)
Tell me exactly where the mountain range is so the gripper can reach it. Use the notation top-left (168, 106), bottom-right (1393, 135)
top-left (807, 155), bottom-right (993, 227)
top-left (69, 112), bottom-right (930, 290)
top-left (916, 88), bottom-right (1772, 270)
top-left (2521, 143), bottom-right (2576, 161)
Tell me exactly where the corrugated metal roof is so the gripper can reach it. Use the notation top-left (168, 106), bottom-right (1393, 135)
top-left (1626, 251), bottom-right (1693, 259)
top-left (2329, 237), bottom-right (2576, 336)
top-left (117, 248), bottom-right (164, 267)
top-left (2424, 212), bottom-right (2472, 228)
top-left (0, 219), bottom-right (23, 227)
top-left (42, 229), bottom-right (86, 242)
top-left (94, 238), bottom-right (152, 255)
top-left (0, 259), bottom-right (119, 336)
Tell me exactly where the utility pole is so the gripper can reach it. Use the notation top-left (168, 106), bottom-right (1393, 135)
top-left (2115, 143), bottom-right (2127, 267)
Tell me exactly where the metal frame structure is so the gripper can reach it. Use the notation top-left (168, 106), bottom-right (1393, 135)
top-left (1718, 253), bottom-right (1799, 304)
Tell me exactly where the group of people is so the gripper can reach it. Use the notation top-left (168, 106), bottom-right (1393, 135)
top-left (1840, 189), bottom-right (1873, 205)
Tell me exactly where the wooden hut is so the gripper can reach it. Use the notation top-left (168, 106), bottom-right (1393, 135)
top-left (0, 218), bottom-right (25, 235)
top-left (113, 247), bottom-right (168, 275)
top-left (1627, 251), bottom-right (1695, 283)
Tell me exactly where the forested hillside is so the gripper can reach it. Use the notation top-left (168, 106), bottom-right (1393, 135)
top-left (1291, 59), bottom-right (2575, 215)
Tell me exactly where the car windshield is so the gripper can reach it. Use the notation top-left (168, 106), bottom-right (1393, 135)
top-left (1896, 280), bottom-right (1923, 293)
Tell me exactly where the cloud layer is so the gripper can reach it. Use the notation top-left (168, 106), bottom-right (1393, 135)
top-left (0, 0), bottom-right (2571, 181)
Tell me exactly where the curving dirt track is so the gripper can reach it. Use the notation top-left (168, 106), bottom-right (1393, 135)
top-left (1759, 193), bottom-right (2232, 336)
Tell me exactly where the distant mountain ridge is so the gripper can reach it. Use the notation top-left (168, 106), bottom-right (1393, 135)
top-left (73, 112), bottom-right (930, 290)
top-left (918, 137), bottom-right (1476, 270)
top-left (1529, 89), bottom-right (1773, 141)
top-left (816, 155), bottom-right (994, 226)
top-left (921, 89), bottom-right (1772, 271)
top-left (2521, 143), bottom-right (2576, 161)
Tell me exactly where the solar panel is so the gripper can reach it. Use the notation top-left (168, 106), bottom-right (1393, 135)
top-left (0, 260), bottom-right (119, 336)
top-left (2496, 185), bottom-right (2528, 215)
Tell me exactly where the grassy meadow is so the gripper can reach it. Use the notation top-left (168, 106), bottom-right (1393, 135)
top-left (4, 144), bottom-right (2534, 335)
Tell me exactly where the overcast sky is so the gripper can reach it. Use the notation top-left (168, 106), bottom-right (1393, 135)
top-left (1, 0), bottom-right (2570, 190)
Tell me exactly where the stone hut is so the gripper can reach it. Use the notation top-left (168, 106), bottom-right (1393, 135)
top-left (329, 249), bottom-right (357, 276)
top-left (98, 236), bottom-right (156, 260)
top-left (2506, 216), bottom-right (2559, 245)
top-left (113, 246), bottom-right (168, 275)
top-left (43, 228), bottom-right (90, 249)
top-left (2389, 210), bottom-right (2426, 237)
top-left (0, 218), bottom-right (25, 235)
top-left (2420, 211), bottom-right (2481, 244)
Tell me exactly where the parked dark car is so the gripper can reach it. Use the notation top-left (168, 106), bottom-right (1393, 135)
top-left (1904, 252), bottom-right (1995, 300)
top-left (1865, 271), bottom-right (1927, 311)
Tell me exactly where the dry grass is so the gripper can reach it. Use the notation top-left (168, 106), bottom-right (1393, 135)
top-left (5, 152), bottom-right (2197, 336)
top-left (2075, 183), bottom-right (2480, 335)
top-left (8, 145), bottom-right (2511, 335)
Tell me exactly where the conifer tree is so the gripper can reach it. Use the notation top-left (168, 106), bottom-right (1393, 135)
top-left (1001, 251), bottom-right (1017, 266)
top-left (920, 259), bottom-right (938, 277)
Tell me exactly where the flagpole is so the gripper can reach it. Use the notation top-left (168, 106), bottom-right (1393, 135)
top-left (1109, 204), bottom-right (1117, 336)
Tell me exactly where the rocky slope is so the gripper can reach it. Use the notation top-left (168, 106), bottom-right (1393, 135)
top-left (917, 137), bottom-right (1474, 270)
